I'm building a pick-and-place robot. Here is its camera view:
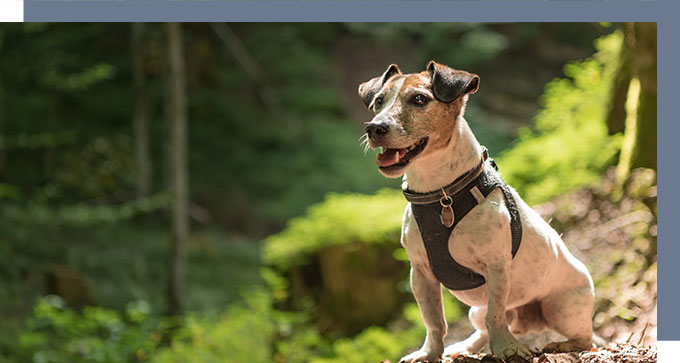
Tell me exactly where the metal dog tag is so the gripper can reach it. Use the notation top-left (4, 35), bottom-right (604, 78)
top-left (439, 194), bottom-right (454, 228)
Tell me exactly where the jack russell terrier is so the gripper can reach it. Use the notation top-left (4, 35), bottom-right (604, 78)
top-left (358, 61), bottom-right (595, 362)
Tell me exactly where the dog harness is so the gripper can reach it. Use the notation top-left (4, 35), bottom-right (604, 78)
top-left (402, 148), bottom-right (522, 291)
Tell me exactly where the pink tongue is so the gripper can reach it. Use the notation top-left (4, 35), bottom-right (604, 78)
top-left (376, 148), bottom-right (408, 167)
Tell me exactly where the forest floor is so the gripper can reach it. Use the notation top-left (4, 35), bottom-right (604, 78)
top-left (382, 167), bottom-right (657, 363)
top-left (426, 343), bottom-right (657, 363)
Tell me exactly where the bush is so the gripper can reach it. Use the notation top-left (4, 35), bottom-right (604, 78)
top-left (17, 290), bottom-right (276, 363)
top-left (307, 295), bottom-right (462, 363)
top-left (19, 296), bottom-right (161, 363)
top-left (497, 31), bottom-right (624, 205)
top-left (152, 290), bottom-right (275, 363)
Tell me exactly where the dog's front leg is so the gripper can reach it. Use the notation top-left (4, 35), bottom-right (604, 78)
top-left (399, 264), bottom-right (446, 363)
top-left (485, 264), bottom-right (532, 359)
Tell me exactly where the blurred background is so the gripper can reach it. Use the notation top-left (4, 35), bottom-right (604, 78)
top-left (0, 23), bottom-right (656, 362)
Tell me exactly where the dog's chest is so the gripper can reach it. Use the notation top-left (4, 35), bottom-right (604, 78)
top-left (402, 189), bottom-right (513, 283)
top-left (402, 165), bottom-right (522, 291)
top-left (410, 200), bottom-right (487, 290)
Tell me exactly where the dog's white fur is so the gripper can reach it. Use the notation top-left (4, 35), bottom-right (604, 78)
top-left (360, 64), bottom-right (595, 362)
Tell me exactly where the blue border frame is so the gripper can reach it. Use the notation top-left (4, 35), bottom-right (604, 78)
top-left (25, 1), bottom-right (658, 22)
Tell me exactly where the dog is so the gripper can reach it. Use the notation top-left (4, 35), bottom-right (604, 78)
top-left (358, 61), bottom-right (595, 362)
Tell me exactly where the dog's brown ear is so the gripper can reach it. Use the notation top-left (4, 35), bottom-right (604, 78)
top-left (358, 64), bottom-right (402, 108)
top-left (427, 61), bottom-right (479, 103)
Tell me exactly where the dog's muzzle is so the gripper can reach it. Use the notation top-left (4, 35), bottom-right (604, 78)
top-left (365, 121), bottom-right (389, 140)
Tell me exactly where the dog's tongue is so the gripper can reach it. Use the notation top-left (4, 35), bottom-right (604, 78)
top-left (377, 148), bottom-right (408, 167)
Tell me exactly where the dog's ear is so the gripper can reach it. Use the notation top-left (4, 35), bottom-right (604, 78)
top-left (427, 61), bottom-right (479, 103)
top-left (358, 64), bottom-right (402, 108)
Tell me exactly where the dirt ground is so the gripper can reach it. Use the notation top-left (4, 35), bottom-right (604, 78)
top-left (408, 343), bottom-right (657, 363)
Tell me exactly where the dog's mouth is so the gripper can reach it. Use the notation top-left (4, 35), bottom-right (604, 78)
top-left (376, 137), bottom-right (428, 170)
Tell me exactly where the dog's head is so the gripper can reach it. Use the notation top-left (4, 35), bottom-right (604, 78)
top-left (359, 61), bottom-right (479, 178)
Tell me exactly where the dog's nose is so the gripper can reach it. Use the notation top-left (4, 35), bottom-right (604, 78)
top-left (366, 122), bottom-right (389, 138)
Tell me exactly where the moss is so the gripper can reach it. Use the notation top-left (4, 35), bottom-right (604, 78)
top-left (263, 189), bottom-right (406, 270)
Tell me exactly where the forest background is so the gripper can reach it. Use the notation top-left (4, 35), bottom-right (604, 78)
top-left (0, 22), bottom-right (656, 362)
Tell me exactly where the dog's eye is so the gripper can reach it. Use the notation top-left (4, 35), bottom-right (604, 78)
top-left (374, 96), bottom-right (384, 110)
top-left (411, 94), bottom-right (429, 106)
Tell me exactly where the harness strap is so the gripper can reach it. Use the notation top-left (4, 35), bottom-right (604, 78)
top-left (403, 151), bottom-right (522, 291)
top-left (403, 148), bottom-right (488, 205)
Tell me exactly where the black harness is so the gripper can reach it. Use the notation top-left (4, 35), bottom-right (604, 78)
top-left (402, 148), bottom-right (522, 291)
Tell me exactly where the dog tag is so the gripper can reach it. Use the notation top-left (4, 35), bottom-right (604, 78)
top-left (440, 205), bottom-right (454, 228)
top-left (439, 194), bottom-right (454, 228)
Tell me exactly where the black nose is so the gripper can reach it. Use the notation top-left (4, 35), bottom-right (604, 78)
top-left (366, 122), bottom-right (389, 137)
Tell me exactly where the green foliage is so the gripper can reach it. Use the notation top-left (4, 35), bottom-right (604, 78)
top-left (0, 219), bottom-right (265, 325)
top-left (54, 134), bottom-right (136, 201)
top-left (185, 231), bottom-right (266, 311)
top-left (311, 326), bottom-right (412, 363)
top-left (343, 23), bottom-right (509, 68)
top-left (1, 130), bottom-right (77, 150)
top-left (43, 62), bottom-right (116, 92)
top-left (18, 296), bottom-right (162, 363)
top-left (305, 295), bottom-right (462, 363)
top-left (208, 118), bottom-right (398, 227)
top-left (497, 32), bottom-right (624, 205)
top-left (152, 290), bottom-right (275, 363)
top-left (273, 318), bottom-right (328, 363)
top-left (15, 290), bottom-right (276, 363)
top-left (1, 192), bottom-right (170, 227)
top-left (263, 189), bottom-right (406, 270)
top-left (14, 290), bottom-right (463, 363)
top-left (0, 183), bottom-right (20, 200)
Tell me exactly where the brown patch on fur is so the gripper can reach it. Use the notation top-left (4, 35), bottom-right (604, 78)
top-left (408, 72), bottom-right (466, 155)
top-left (376, 72), bottom-right (466, 153)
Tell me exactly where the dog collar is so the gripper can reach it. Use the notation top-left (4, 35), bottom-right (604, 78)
top-left (401, 147), bottom-right (522, 291)
top-left (402, 147), bottom-right (489, 206)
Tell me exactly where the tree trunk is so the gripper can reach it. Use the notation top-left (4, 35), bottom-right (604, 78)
top-left (616, 22), bottom-right (657, 186)
top-left (605, 23), bottom-right (634, 136)
top-left (0, 62), bottom-right (5, 178)
top-left (131, 22), bottom-right (151, 197)
top-left (43, 93), bottom-right (58, 178)
top-left (162, 25), bottom-right (172, 192)
top-left (630, 22), bottom-right (657, 171)
top-left (165, 22), bottom-right (189, 316)
top-left (0, 28), bottom-right (4, 177)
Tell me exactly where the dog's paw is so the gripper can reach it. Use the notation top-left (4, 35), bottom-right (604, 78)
top-left (399, 349), bottom-right (442, 363)
top-left (443, 330), bottom-right (488, 357)
top-left (489, 334), bottom-right (532, 360)
top-left (443, 341), bottom-right (484, 357)
top-left (443, 342), bottom-right (472, 357)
